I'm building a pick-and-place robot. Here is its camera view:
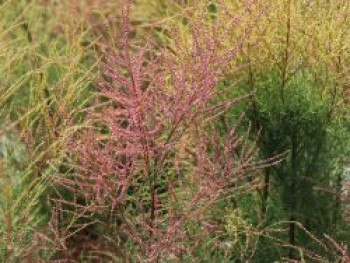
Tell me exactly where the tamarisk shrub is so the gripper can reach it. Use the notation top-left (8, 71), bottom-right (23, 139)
top-left (58, 1), bottom-right (275, 261)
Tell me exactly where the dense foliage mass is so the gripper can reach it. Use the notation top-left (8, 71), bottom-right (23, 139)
top-left (0, 0), bottom-right (349, 262)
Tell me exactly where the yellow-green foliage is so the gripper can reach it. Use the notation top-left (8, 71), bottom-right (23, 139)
top-left (0, 0), bottom-right (97, 259)
top-left (237, 0), bottom-right (349, 94)
top-left (224, 208), bottom-right (258, 260)
top-left (158, 0), bottom-right (349, 98)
